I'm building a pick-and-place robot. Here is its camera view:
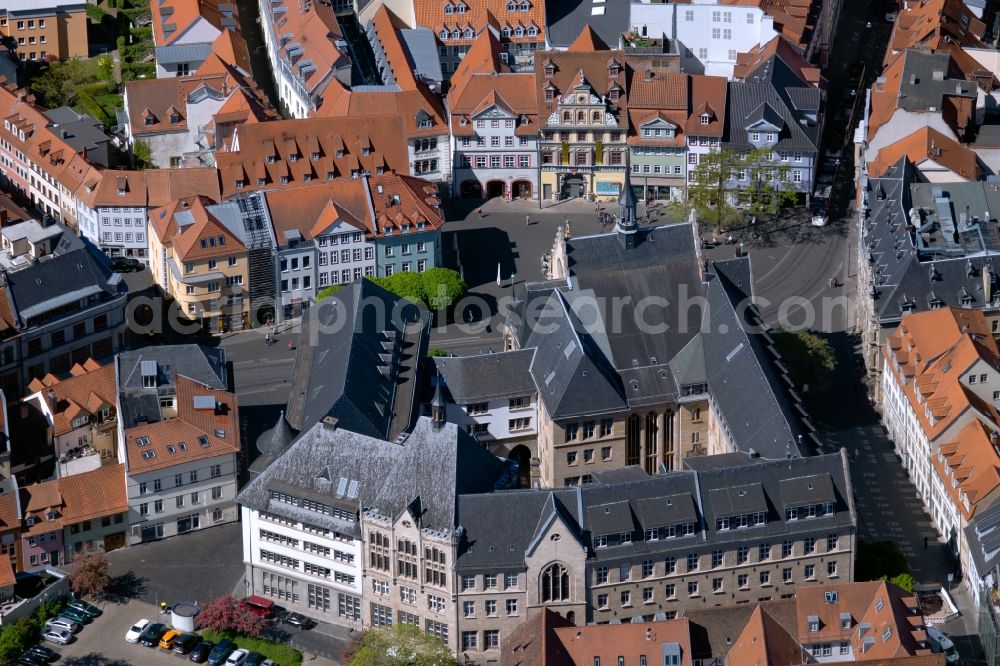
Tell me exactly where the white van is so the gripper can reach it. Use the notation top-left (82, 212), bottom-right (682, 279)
top-left (926, 625), bottom-right (960, 664)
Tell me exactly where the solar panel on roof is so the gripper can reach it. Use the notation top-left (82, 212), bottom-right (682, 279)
top-left (347, 480), bottom-right (359, 499)
top-left (336, 477), bottom-right (348, 496)
top-left (140, 360), bottom-right (157, 376)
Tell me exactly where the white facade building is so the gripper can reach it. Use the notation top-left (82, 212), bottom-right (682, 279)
top-left (630, 0), bottom-right (778, 79)
top-left (452, 102), bottom-right (538, 200)
top-left (240, 505), bottom-right (363, 625)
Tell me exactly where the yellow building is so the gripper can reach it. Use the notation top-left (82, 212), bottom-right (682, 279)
top-left (0, 1), bottom-right (88, 61)
top-left (150, 196), bottom-right (250, 332)
top-left (535, 30), bottom-right (628, 202)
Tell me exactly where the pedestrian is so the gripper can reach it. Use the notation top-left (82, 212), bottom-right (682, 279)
top-left (924, 536), bottom-right (929, 549)
top-left (477, 207), bottom-right (483, 218)
top-left (525, 214), bottom-right (530, 227)
top-left (853, 448), bottom-right (859, 461)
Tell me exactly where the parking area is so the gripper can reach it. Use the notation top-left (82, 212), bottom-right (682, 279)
top-left (49, 598), bottom-right (181, 666)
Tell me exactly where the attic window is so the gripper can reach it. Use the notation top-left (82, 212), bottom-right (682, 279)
top-left (456, 1), bottom-right (466, 12)
top-left (179, 442), bottom-right (188, 451)
top-left (46, 511), bottom-right (56, 521)
top-left (169, 113), bottom-right (180, 124)
top-left (136, 436), bottom-right (150, 446)
top-left (608, 88), bottom-right (619, 102)
top-left (266, 154), bottom-right (276, 164)
top-left (506, 0), bottom-right (515, 9)
top-left (444, 3), bottom-right (453, 14)
top-left (198, 435), bottom-right (209, 447)
top-left (501, 26), bottom-right (511, 37)
top-left (528, 25), bottom-right (537, 36)
top-left (142, 450), bottom-right (156, 459)
top-left (825, 591), bottom-right (838, 603)
top-left (544, 64), bottom-right (554, 77)
top-left (144, 116), bottom-right (154, 126)
top-left (311, 151), bottom-right (319, 160)
top-left (214, 428), bottom-right (226, 438)
top-left (700, 114), bottom-right (710, 125)
top-left (464, 28), bottom-right (474, 39)
top-left (439, 29), bottom-right (448, 40)
top-left (235, 179), bottom-right (246, 189)
top-left (167, 445), bottom-right (176, 454)
top-left (513, 26), bottom-right (523, 37)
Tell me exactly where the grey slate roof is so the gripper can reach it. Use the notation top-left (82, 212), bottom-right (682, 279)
top-left (700, 263), bottom-right (807, 457)
top-left (116, 344), bottom-right (227, 428)
top-left (895, 50), bottom-right (976, 116)
top-left (864, 160), bottom-right (1000, 323)
top-left (434, 349), bottom-right (536, 403)
top-left (42, 107), bottom-right (109, 156)
top-left (455, 451), bottom-right (854, 571)
top-left (545, 0), bottom-right (631, 48)
top-left (6, 244), bottom-right (120, 324)
top-left (285, 279), bottom-right (430, 440)
top-left (964, 497), bottom-right (1000, 578)
top-left (154, 43), bottom-right (213, 66)
top-left (500, 223), bottom-right (809, 458)
top-left (398, 29), bottom-right (444, 83)
top-left (237, 417), bottom-right (506, 534)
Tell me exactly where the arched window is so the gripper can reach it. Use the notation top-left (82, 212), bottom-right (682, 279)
top-left (566, 611), bottom-right (576, 624)
top-left (644, 412), bottom-right (658, 475)
top-left (541, 563), bottom-right (569, 602)
top-left (576, 110), bottom-right (586, 122)
top-left (664, 410), bottom-right (675, 471)
top-left (626, 414), bottom-right (640, 466)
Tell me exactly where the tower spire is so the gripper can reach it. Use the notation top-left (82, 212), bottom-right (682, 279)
top-left (431, 370), bottom-right (446, 429)
top-left (616, 160), bottom-right (639, 248)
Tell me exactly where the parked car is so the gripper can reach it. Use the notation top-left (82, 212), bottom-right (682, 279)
top-left (225, 649), bottom-right (250, 666)
top-left (110, 257), bottom-right (142, 272)
top-left (24, 645), bottom-right (58, 662)
top-left (241, 595), bottom-right (275, 618)
top-left (58, 607), bottom-right (92, 625)
top-left (40, 628), bottom-right (72, 645)
top-left (173, 632), bottom-right (201, 655)
top-left (207, 639), bottom-right (235, 666)
top-left (243, 652), bottom-right (266, 666)
top-left (159, 628), bottom-right (183, 650)
top-left (16, 652), bottom-right (48, 666)
top-left (125, 618), bottom-right (150, 643)
top-left (281, 612), bottom-right (316, 630)
top-left (886, 11), bottom-right (898, 21)
top-left (45, 617), bottom-right (81, 634)
top-left (139, 623), bottom-right (167, 647)
top-left (926, 626), bottom-right (960, 664)
top-left (189, 641), bottom-right (215, 663)
top-left (260, 660), bottom-right (276, 666)
top-left (67, 599), bottom-right (102, 618)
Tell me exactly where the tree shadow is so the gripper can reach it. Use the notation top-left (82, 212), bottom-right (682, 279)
top-left (99, 570), bottom-right (148, 605)
top-left (62, 655), bottom-right (132, 666)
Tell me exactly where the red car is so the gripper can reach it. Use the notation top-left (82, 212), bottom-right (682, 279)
top-left (240, 596), bottom-right (274, 619)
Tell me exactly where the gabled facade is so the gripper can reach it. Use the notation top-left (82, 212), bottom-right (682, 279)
top-left (149, 196), bottom-right (251, 332)
top-left (24, 359), bottom-right (118, 477)
top-left (536, 32), bottom-right (629, 202)
top-left (151, 0), bottom-right (239, 77)
top-left (115, 345), bottom-right (240, 545)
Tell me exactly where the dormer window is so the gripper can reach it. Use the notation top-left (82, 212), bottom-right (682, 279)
top-left (456, 2), bottom-right (467, 13)
top-left (519, 1), bottom-right (529, 9)
top-left (544, 64), bottom-right (555, 77)
top-left (545, 88), bottom-right (554, 101)
top-left (47, 511), bottom-right (56, 521)
top-left (439, 29), bottom-right (448, 40)
top-left (506, 0), bottom-right (515, 9)
top-left (266, 154), bottom-right (276, 164)
top-left (528, 25), bottom-right (537, 36)
top-left (336, 149), bottom-right (344, 158)
top-left (700, 114), bottom-right (710, 125)
top-left (501, 26), bottom-right (511, 37)
top-left (145, 116), bottom-right (154, 126)
top-left (257, 178), bottom-right (266, 186)
top-left (444, 3), bottom-right (454, 14)
top-left (464, 27), bottom-right (474, 39)
top-left (609, 64), bottom-right (620, 77)
top-left (289, 153), bottom-right (298, 162)
top-left (514, 25), bottom-right (524, 37)
top-left (235, 179), bottom-right (245, 188)
top-left (311, 151), bottom-right (320, 160)
top-left (362, 147), bottom-right (371, 156)
top-left (451, 29), bottom-right (460, 39)
top-left (169, 113), bottom-right (180, 124)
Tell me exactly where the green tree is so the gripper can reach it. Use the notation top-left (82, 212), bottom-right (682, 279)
top-left (772, 331), bottom-right (836, 395)
top-left (687, 147), bottom-right (796, 229)
top-left (0, 618), bottom-right (34, 664)
top-left (96, 55), bottom-right (114, 82)
top-left (29, 59), bottom-right (97, 108)
top-left (348, 624), bottom-right (456, 666)
top-left (855, 540), bottom-right (911, 583)
top-left (381, 272), bottom-right (426, 304)
top-left (887, 572), bottom-right (916, 593)
top-left (132, 139), bottom-right (155, 168)
top-left (315, 284), bottom-right (343, 301)
top-left (427, 348), bottom-right (448, 357)
top-left (421, 268), bottom-right (466, 310)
